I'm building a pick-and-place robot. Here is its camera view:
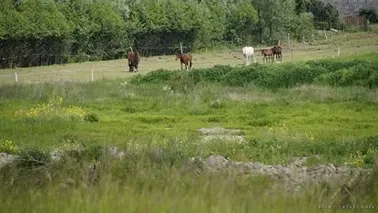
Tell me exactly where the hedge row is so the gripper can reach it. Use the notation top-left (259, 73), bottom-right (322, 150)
top-left (130, 59), bottom-right (378, 89)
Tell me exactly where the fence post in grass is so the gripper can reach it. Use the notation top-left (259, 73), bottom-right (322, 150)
top-left (180, 42), bottom-right (183, 54)
top-left (14, 72), bottom-right (18, 83)
top-left (91, 66), bottom-right (94, 82)
top-left (287, 34), bottom-right (291, 45)
top-left (290, 48), bottom-right (294, 63)
top-left (337, 47), bottom-right (340, 57)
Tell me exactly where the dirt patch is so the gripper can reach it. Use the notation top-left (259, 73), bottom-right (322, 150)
top-left (197, 127), bottom-right (246, 143)
top-left (0, 153), bottom-right (16, 168)
top-left (197, 127), bottom-right (243, 135)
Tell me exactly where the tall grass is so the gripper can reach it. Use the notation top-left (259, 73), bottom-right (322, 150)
top-left (1, 147), bottom-right (377, 213)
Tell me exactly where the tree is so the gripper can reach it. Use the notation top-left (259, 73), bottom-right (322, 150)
top-left (294, 0), bottom-right (310, 15)
top-left (252, 0), bottom-right (297, 44)
top-left (226, 1), bottom-right (258, 44)
top-left (359, 9), bottom-right (378, 23)
top-left (307, 0), bottom-right (340, 29)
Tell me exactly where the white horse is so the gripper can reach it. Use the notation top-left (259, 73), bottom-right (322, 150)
top-left (242, 46), bottom-right (256, 65)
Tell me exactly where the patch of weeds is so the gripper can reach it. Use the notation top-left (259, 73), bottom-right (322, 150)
top-left (207, 116), bottom-right (225, 123)
top-left (122, 106), bottom-right (138, 113)
top-left (137, 116), bottom-right (177, 124)
top-left (84, 113), bottom-right (99, 123)
top-left (83, 144), bottom-right (104, 161)
top-left (247, 118), bottom-right (275, 127)
top-left (16, 148), bottom-right (51, 169)
top-left (189, 106), bottom-right (211, 116)
top-left (210, 99), bottom-right (225, 109)
top-left (305, 156), bottom-right (325, 167)
top-left (59, 133), bottom-right (81, 144)
top-left (0, 139), bottom-right (20, 154)
top-left (168, 73), bottom-right (196, 93)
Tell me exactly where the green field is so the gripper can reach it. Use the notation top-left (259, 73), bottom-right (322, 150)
top-left (1, 34), bottom-right (378, 212)
top-left (0, 26), bottom-right (377, 86)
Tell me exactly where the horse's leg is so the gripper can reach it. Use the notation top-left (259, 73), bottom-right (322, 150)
top-left (129, 63), bottom-right (133, 72)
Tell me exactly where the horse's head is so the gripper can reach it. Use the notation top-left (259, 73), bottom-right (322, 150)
top-left (175, 53), bottom-right (182, 61)
top-left (272, 46), bottom-right (282, 53)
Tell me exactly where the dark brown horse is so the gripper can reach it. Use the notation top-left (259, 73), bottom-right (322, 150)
top-left (175, 53), bottom-right (193, 70)
top-left (271, 46), bottom-right (282, 62)
top-left (127, 47), bottom-right (140, 72)
top-left (261, 49), bottom-right (274, 63)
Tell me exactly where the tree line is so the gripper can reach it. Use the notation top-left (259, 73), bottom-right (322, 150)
top-left (0, 0), bottom-right (342, 68)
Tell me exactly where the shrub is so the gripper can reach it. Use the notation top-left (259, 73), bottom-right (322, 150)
top-left (130, 58), bottom-right (378, 89)
top-left (84, 113), bottom-right (99, 123)
top-left (168, 72), bottom-right (196, 93)
top-left (130, 69), bottom-right (175, 84)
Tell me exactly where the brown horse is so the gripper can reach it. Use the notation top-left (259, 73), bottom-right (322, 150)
top-left (127, 47), bottom-right (140, 72)
top-left (175, 53), bottom-right (192, 70)
top-left (271, 46), bottom-right (282, 62)
top-left (261, 49), bottom-right (273, 63)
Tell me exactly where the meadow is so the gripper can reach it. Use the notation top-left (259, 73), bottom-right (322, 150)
top-left (1, 29), bottom-right (378, 212)
top-left (0, 26), bottom-right (378, 85)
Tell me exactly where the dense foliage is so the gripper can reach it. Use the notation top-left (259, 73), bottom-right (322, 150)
top-left (359, 8), bottom-right (378, 24)
top-left (130, 58), bottom-right (378, 89)
top-left (295, 0), bottom-right (341, 30)
top-left (0, 0), bottom-right (341, 68)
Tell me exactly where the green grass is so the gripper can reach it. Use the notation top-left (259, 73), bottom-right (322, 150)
top-left (1, 52), bottom-right (378, 212)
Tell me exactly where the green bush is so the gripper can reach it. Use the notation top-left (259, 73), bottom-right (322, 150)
top-left (130, 69), bottom-right (176, 84)
top-left (130, 58), bottom-right (378, 89)
top-left (315, 63), bottom-right (378, 88)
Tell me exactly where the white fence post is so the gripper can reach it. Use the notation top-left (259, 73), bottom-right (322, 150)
top-left (14, 72), bottom-right (18, 83)
top-left (91, 66), bottom-right (94, 82)
top-left (180, 42), bottom-right (183, 54)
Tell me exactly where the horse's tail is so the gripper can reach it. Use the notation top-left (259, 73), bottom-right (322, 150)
top-left (135, 50), bottom-right (140, 63)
